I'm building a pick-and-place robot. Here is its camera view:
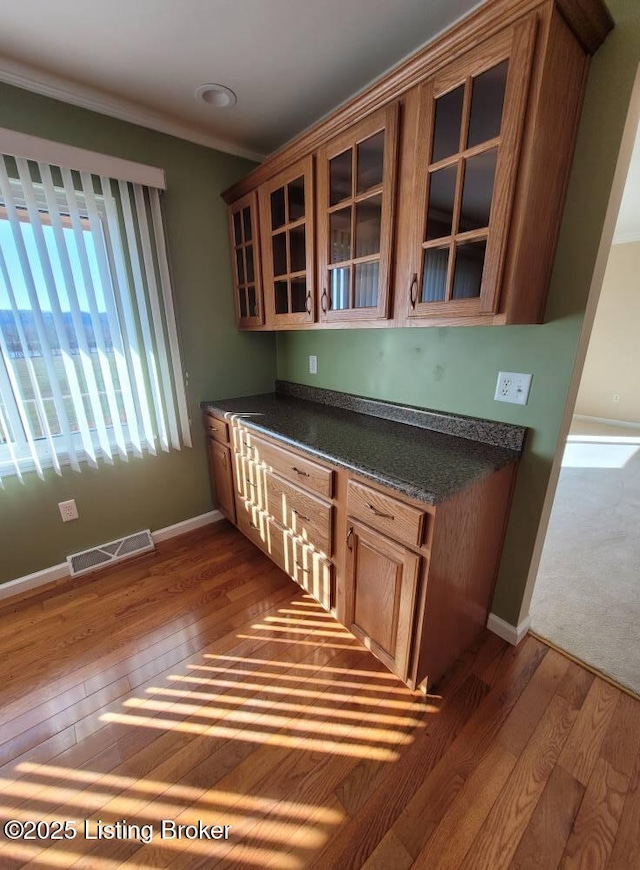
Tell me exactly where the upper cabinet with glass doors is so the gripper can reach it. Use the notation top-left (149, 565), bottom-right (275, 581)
top-left (222, 0), bottom-right (612, 331)
top-left (259, 157), bottom-right (315, 327)
top-left (317, 105), bottom-right (398, 322)
top-left (406, 20), bottom-right (536, 321)
top-left (227, 191), bottom-right (264, 329)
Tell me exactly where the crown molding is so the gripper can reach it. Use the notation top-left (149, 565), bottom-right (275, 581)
top-left (0, 55), bottom-right (266, 164)
top-left (612, 229), bottom-right (640, 245)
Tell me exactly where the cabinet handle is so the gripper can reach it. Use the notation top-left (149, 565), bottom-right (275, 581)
top-left (295, 562), bottom-right (311, 574)
top-left (346, 526), bottom-right (354, 550)
top-left (306, 291), bottom-right (312, 315)
top-left (409, 272), bottom-right (418, 309)
top-left (249, 521), bottom-right (259, 531)
top-left (366, 502), bottom-right (395, 520)
top-left (291, 466), bottom-right (309, 477)
top-left (321, 287), bottom-right (328, 313)
top-left (292, 508), bottom-right (311, 522)
top-left (221, 454), bottom-right (226, 467)
top-left (245, 478), bottom-right (257, 488)
top-left (208, 425), bottom-right (219, 431)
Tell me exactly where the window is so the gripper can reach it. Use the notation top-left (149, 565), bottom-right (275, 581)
top-left (0, 149), bottom-right (190, 486)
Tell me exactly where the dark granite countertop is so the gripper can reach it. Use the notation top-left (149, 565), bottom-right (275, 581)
top-left (201, 384), bottom-right (525, 505)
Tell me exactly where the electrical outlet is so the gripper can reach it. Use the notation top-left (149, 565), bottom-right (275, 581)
top-left (59, 499), bottom-right (79, 522)
top-left (613, 393), bottom-right (620, 403)
top-left (308, 355), bottom-right (318, 375)
top-left (494, 371), bottom-right (532, 405)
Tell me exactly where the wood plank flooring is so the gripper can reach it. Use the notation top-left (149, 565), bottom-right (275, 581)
top-left (0, 520), bottom-right (638, 869)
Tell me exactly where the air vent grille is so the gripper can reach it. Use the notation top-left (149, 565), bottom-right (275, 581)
top-left (67, 530), bottom-right (154, 577)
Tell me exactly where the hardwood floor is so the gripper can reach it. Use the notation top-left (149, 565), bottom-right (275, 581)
top-left (0, 520), bottom-right (638, 869)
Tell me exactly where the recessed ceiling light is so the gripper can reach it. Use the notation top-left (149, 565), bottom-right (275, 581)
top-left (195, 83), bottom-right (237, 108)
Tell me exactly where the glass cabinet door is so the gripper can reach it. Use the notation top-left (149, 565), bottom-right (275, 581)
top-left (318, 104), bottom-right (398, 322)
top-left (228, 191), bottom-right (264, 328)
top-left (407, 19), bottom-right (536, 320)
top-left (259, 156), bottom-right (315, 326)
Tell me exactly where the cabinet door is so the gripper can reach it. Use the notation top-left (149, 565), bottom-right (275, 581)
top-left (259, 157), bottom-right (315, 327)
top-left (228, 191), bottom-right (264, 329)
top-left (405, 18), bottom-right (536, 320)
top-left (345, 520), bottom-right (420, 681)
top-left (317, 104), bottom-right (398, 322)
top-left (207, 439), bottom-right (236, 523)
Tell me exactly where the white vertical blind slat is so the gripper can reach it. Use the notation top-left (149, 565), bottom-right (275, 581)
top-left (133, 184), bottom-right (179, 450)
top-left (117, 179), bottom-right (169, 452)
top-left (39, 163), bottom-right (113, 464)
top-left (0, 247), bottom-right (48, 479)
top-left (79, 171), bottom-right (143, 458)
top-left (14, 158), bottom-right (96, 468)
top-left (98, 174), bottom-right (156, 455)
top-left (60, 168), bottom-right (128, 461)
top-left (0, 157), bottom-right (72, 473)
top-left (150, 189), bottom-right (191, 447)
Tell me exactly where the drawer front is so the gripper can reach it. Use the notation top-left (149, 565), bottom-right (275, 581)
top-left (267, 472), bottom-right (333, 557)
top-left (203, 412), bottom-right (229, 445)
top-left (236, 500), bottom-right (333, 610)
top-left (251, 434), bottom-right (334, 499)
top-left (233, 454), bottom-right (269, 510)
top-left (231, 423), bottom-right (259, 460)
top-left (347, 479), bottom-right (425, 548)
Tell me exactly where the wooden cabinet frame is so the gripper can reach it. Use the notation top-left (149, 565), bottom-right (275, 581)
top-left (317, 104), bottom-right (399, 323)
top-left (258, 156), bottom-right (315, 328)
top-left (227, 191), bottom-right (264, 329)
top-left (405, 17), bottom-right (537, 321)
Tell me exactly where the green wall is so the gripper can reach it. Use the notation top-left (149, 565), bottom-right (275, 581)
top-left (0, 83), bottom-right (276, 584)
top-left (277, 0), bottom-right (640, 625)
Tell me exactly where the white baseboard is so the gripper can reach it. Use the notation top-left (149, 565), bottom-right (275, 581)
top-left (151, 509), bottom-right (223, 543)
top-left (573, 413), bottom-right (640, 430)
top-left (0, 509), bottom-right (224, 603)
top-left (487, 612), bottom-right (531, 646)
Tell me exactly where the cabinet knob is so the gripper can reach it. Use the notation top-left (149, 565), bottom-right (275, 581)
top-left (409, 272), bottom-right (418, 309)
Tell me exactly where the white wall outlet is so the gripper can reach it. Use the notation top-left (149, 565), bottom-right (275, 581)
top-left (308, 355), bottom-right (318, 375)
top-left (59, 499), bottom-right (79, 522)
top-left (494, 372), bottom-right (532, 405)
top-left (613, 393), bottom-right (620, 403)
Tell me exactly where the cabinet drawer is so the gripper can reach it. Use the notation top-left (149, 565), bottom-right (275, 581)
top-left (267, 472), bottom-right (333, 557)
top-left (233, 454), bottom-right (269, 510)
top-left (252, 435), bottom-right (333, 499)
top-left (347, 479), bottom-right (426, 548)
top-left (203, 413), bottom-right (229, 445)
top-left (236, 499), bottom-right (333, 610)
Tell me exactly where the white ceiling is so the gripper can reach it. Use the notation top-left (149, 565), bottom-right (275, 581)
top-left (0, 0), bottom-right (484, 161)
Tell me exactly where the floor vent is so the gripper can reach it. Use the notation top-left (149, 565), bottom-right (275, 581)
top-left (67, 530), bottom-right (155, 577)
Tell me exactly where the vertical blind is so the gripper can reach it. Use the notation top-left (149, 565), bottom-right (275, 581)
top-left (0, 153), bottom-right (191, 487)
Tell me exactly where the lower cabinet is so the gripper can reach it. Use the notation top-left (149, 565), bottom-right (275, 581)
top-left (345, 520), bottom-right (421, 682)
top-left (205, 413), bottom-right (516, 692)
top-left (206, 437), bottom-right (236, 524)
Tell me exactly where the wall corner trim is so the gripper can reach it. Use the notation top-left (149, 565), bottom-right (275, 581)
top-left (0, 509), bottom-right (224, 604)
top-left (487, 612), bottom-right (531, 645)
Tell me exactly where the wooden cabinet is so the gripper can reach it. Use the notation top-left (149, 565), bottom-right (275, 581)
top-left (204, 410), bottom-right (236, 522)
top-left (345, 520), bottom-right (421, 682)
top-left (227, 191), bottom-right (264, 329)
top-left (317, 105), bottom-right (399, 322)
top-left (259, 156), bottom-right (315, 327)
top-left (205, 412), bottom-right (517, 691)
top-left (404, 19), bottom-right (536, 321)
top-left (223, 0), bottom-right (611, 330)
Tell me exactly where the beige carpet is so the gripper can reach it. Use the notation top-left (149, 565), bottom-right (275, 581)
top-left (530, 419), bottom-right (640, 697)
